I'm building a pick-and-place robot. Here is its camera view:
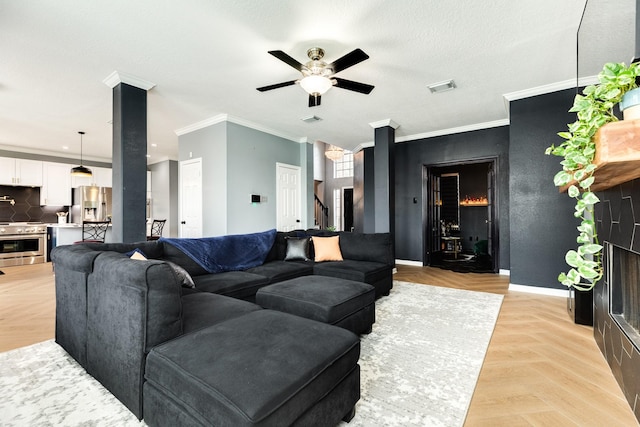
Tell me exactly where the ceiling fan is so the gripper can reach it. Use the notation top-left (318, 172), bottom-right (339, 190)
top-left (257, 47), bottom-right (374, 107)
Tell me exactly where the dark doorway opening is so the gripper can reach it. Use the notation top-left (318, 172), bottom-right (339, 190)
top-left (423, 158), bottom-right (499, 273)
top-left (343, 188), bottom-right (354, 232)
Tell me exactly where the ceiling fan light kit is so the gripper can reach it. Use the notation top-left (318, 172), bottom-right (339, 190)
top-left (257, 47), bottom-right (374, 107)
top-left (299, 75), bottom-right (333, 95)
top-left (70, 131), bottom-right (93, 177)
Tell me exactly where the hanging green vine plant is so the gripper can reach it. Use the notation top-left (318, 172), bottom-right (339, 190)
top-left (545, 62), bottom-right (640, 291)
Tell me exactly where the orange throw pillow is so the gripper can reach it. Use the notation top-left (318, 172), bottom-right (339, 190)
top-left (312, 236), bottom-right (343, 262)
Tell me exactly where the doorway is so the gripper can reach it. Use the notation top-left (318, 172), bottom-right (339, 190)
top-left (343, 188), bottom-right (353, 232)
top-left (179, 158), bottom-right (203, 238)
top-left (276, 163), bottom-right (302, 231)
top-left (423, 159), bottom-right (498, 273)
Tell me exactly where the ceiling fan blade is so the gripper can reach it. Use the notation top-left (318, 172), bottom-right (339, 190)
top-left (333, 77), bottom-right (374, 94)
top-left (268, 50), bottom-right (304, 71)
top-left (328, 48), bottom-right (369, 73)
top-left (308, 94), bottom-right (321, 107)
top-left (256, 80), bottom-right (297, 92)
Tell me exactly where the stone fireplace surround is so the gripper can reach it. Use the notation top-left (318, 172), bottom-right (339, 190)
top-left (594, 177), bottom-right (640, 422)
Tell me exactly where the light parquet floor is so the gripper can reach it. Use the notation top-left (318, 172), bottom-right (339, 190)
top-left (0, 263), bottom-right (637, 426)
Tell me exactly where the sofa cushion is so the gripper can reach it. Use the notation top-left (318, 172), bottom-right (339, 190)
top-left (181, 292), bottom-right (262, 334)
top-left (312, 235), bottom-right (344, 262)
top-left (284, 237), bottom-right (311, 261)
top-left (144, 310), bottom-right (360, 426)
top-left (161, 242), bottom-right (209, 277)
top-left (192, 271), bottom-right (269, 299)
top-left (246, 260), bottom-right (314, 283)
top-left (165, 261), bottom-right (196, 289)
top-left (338, 232), bottom-right (393, 265)
top-left (256, 276), bottom-right (375, 328)
top-left (83, 241), bottom-right (165, 260)
top-left (313, 259), bottom-right (391, 284)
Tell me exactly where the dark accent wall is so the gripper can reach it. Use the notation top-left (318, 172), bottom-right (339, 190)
top-left (0, 186), bottom-right (67, 223)
top-left (594, 178), bottom-right (640, 423)
top-left (394, 127), bottom-right (510, 269)
top-left (509, 88), bottom-right (579, 288)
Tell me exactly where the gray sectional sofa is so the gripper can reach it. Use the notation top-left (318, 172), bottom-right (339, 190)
top-left (51, 230), bottom-right (394, 426)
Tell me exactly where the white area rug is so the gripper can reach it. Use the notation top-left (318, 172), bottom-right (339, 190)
top-left (0, 281), bottom-right (502, 427)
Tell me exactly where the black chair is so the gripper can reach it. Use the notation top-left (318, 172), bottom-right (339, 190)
top-left (147, 219), bottom-right (166, 241)
top-left (76, 220), bottom-right (110, 243)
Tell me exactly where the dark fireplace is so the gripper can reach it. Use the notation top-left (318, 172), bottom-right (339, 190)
top-left (594, 178), bottom-right (640, 423)
top-left (608, 243), bottom-right (640, 349)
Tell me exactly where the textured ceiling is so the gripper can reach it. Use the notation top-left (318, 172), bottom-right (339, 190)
top-left (0, 0), bottom-right (634, 163)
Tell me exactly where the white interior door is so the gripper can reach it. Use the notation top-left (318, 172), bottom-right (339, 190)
top-left (179, 158), bottom-right (202, 238)
top-left (276, 163), bottom-right (301, 231)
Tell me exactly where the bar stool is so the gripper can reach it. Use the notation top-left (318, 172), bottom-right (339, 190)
top-left (147, 219), bottom-right (166, 241)
top-left (75, 220), bottom-right (110, 243)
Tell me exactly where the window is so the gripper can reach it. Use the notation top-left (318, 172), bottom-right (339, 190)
top-left (334, 151), bottom-right (353, 178)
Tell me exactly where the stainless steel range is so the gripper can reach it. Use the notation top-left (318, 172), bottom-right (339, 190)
top-left (0, 222), bottom-right (47, 267)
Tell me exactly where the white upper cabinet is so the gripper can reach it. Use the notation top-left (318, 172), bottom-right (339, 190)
top-left (0, 157), bottom-right (43, 186)
top-left (41, 162), bottom-right (72, 205)
top-left (94, 167), bottom-right (112, 187)
top-left (71, 166), bottom-right (112, 188)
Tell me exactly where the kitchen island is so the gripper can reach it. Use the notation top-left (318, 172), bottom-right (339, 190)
top-left (46, 223), bottom-right (114, 261)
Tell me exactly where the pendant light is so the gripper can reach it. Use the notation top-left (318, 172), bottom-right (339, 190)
top-left (324, 144), bottom-right (344, 162)
top-left (70, 131), bottom-right (92, 177)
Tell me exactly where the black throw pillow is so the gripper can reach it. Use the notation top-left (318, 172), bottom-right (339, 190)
top-left (284, 237), bottom-right (311, 261)
top-left (165, 261), bottom-right (196, 288)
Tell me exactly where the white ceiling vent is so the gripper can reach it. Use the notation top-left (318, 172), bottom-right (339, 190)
top-left (301, 115), bottom-right (322, 123)
top-left (428, 79), bottom-right (456, 93)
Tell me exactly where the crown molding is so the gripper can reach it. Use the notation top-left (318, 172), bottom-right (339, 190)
top-left (396, 119), bottom-right (510, 142)
top-left (369, 119), bottom-right (400, 129)
top-left (175, 113), bottom-right (307, 143)
top-left (352, 118), bottom-right (510, 151)
top-left (503, 75), bottom-right (599, 102)
top-left (103, 71), bottom-right (156, 91)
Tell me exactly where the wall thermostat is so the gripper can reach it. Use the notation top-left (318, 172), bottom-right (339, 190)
top-left (251, 194), bottom-right (261, 203)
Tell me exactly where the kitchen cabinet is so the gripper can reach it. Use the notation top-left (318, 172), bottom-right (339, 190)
top-left (71, 166), bottom-right (112, 188)
top-left (0, 157), bottom-right (43, 186)
top-left (41, 162), bottom-right (72, 205)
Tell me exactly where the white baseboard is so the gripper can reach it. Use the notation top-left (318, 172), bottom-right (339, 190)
top-left (395, 259), bottom-right (423, 267)
top-left (397, 260), bottom-right (511, 276)
top-left (508, 283), bottom-right (568, 297)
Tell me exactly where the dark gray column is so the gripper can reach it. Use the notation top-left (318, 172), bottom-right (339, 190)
top-left (106, 73), bottom-right (155, 243)
top-left (372, 120), bottom-right (398, 236)
top-left (353, 147), bottom-right (376, 233)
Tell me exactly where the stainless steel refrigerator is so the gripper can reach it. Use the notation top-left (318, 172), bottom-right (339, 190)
top-left (71, 186), bottom-right (112, 223)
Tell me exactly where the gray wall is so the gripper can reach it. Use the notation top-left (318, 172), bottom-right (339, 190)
top-left (179, 122), bottom-right (227, 236)
top-left (394, 126), bottom-right (510, 269)
top-left (178, 121), bottom-right (312, 236)
top-left (226, 122), bottom-right (308, 234)
top-left (509, 88), bottom-right (579, 289)
top-left (148, 160), bottom-right (178, 237)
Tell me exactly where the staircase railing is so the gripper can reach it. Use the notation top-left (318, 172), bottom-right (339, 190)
top-left (314, 194), bottom-right (329, 229)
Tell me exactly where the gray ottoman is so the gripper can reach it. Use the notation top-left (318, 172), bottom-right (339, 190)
top-left (256, 276), bottom-right (376, 335)
top-left (143, 310), bottom-right (360, 426)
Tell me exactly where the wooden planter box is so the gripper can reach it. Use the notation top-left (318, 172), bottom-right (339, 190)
top-left (562, 119), bottom-right (640, 192)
